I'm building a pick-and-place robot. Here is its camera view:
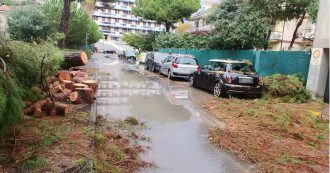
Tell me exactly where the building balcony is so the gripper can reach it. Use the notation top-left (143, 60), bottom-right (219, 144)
top-left (269, 31), bottom-right (283, 41)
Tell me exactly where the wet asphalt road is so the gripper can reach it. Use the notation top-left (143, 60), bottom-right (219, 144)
top-left (86, 53), bottom-right (252, 173)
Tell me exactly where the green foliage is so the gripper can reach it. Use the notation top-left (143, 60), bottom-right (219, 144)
top-left (7, 5), bottom-right (51, 42)
top-left (123, 32), bottom-right (157, 52)
top-left (208, 0), bottom-right (272, 49)
top-left (153, 33), bottom-right (211, 50)
top-left (132, 0), bottom-right (200, 31)
top-left (6, 40), bottom-right (63, 92)
top-left (0, 39), bottom-right (63, 134)
top-left (21, 156), bottom-right (48, 170)
top-left (42, 0), bottom-right (102, 48)
top-left (263, 74), bottom-right (311, 103)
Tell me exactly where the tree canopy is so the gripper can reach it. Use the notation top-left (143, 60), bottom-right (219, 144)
top-left (208, 0), bottom-right (272, 49)
top-left (7, 5), bottom-right (51, 42)
top-left (132, 0), bottom-right (200, 32)
top-left (42, 0), bottom-right (102, 47)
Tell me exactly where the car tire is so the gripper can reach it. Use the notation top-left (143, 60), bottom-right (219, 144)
top-left (151, 64), bottom-right (155, 72)
top-left (189, 75), bottom-right (195, 87)
top-left (213, 82), bottom-right (225, 98)
top-left (167, 70), bottom-right (172, 79)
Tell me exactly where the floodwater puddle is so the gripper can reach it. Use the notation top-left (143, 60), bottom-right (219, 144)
top-left (89, 56), bottom-right (252, 173)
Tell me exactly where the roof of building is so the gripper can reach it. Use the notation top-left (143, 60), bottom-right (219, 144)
top-left (0, 4), bottom-right (10, 11)
top-left (209, 59), bottom-right (245, 63)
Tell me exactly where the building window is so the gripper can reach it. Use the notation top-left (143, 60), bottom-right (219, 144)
top-left (102, 17), bottom-right (106, 22)
top-left (148, 22), bottom-right (151, 26)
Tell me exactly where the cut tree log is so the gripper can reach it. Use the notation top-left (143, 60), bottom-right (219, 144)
top-left (57, 70), bottom-right (71, 81)
top-left (44, 98), bottom-right (68, 116)
top-left (46, 76), bottom-right (59, 86)
top-left (62, 51), bottom-right (88, 69)
top-left (53, 89), bottom-right (72, 100)
top-left (70, 92), bottom-right (82, 104)
top-left (33, 100), bottom-right (48, 118)
top-left (70, 67), bottom-right (86, 72)
top-left (73, 76), bottom-right (84, 83)
top-left (83, 80), bottom-right (98, 93)
top-left (76, 88), bottom-right (95, 104)
top-left (62, 80), bottom-right (75, 91)
top-left (75, 71), bottom-right (89, 80)
top-left (73, 83), bottom-right (88, 89)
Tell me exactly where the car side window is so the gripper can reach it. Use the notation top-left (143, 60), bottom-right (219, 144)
top-left (167, 56), bottom-right (174, 62)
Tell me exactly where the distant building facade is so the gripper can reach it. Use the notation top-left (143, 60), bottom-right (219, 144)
top-left (268, 17), bottom-right (316, 51)
top-left (92, 0), bottom-right (165, 40)
top-left (187, 0), bottom-right (220, 34)
top-left (0, 3), bottom-right (10, 35)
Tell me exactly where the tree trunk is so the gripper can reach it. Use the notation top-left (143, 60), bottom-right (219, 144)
top-left (289, 12), bottom-right (306, 50)
top-left (62, 51), bottom-right (88, 69)
top-left (165, 23), bottom-right (171, 32)
top-left (59, 0), bottom-right (72, 48)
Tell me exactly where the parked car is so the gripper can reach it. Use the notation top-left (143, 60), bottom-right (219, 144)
top-left (103, 50), bottom-right (116, 54)
top-left (144, 52), bottom-right (169, 72)
top-left (119, 50), bottom-right (137, 64)
top-left (159, 54), bottom-right (199, 79)
top-left (189, 59), bottom-right (263, 98)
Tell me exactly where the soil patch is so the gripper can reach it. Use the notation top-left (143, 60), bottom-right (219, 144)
top-left (205, 98), bottom-right (329, 173)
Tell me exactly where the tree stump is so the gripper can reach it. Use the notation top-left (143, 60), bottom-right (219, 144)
top-left (70, 91), bottom-right (82, 104)
top-left (62, 80), bottom-right (75, 91)
top-left (57, 70), bottom-right (71, 81)
top-left (76, 88), bottom-right (94, 104)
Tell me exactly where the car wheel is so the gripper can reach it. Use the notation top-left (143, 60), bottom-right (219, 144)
top-left (213, 82), bottom-right (223, 97)
top-left (167, 70), bottom-right (172, 79)
top-left (151, 64), bottom-right (155, 72)
top-left (189, 75), bottom-right (195, 87)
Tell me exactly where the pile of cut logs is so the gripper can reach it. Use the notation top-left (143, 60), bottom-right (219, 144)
top-left (23, 51), bottom-right (98, 117)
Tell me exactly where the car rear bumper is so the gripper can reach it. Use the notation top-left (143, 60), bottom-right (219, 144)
top-left (224, 84), bottom-right (262, 96)
top-left (172, 72), bottom-right (192, 78)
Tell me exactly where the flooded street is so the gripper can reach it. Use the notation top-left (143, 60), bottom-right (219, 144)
top-left (87, 53), bottom-right (251, 173)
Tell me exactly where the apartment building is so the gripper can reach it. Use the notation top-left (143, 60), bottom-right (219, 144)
top-left (187, 0), bottom-right (220, 34)
top-left (92, 0), bottom-right (165, 40)
top-left (268, 17), bottom-right (315, 51)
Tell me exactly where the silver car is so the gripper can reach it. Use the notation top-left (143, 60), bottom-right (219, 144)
top-left (159, 54), bottom-right (200, 79)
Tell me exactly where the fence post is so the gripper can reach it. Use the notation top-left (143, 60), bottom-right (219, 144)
top-left (255, 51), bottom-right (261, 73)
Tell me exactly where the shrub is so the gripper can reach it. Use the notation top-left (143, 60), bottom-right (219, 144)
top-left (263, 74), bottom-right (311, 103)
top-left (0, 39), bottom-right (63, 134)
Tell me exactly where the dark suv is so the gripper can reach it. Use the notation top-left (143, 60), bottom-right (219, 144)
top-left (144, 52), bottom-right (169, 72)
top-left (189, 59), bottom-right (263, 98)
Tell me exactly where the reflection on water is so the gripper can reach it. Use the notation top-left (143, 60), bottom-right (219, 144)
top-left (94, 60), bottom-right (250, 173)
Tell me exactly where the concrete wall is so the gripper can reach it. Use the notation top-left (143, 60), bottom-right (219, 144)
top-left (306, 48), bottom-right (329, 97)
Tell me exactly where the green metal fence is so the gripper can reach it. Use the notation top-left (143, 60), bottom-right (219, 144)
top-left (159, 48), bottom-right (311, 80)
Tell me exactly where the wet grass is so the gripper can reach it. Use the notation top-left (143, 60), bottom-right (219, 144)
top-left (206, 97), bottom-right (329, 172)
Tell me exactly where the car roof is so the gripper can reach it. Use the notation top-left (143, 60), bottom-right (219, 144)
top-left (209, 59), bottom-right (245, 63)
top-left (172, 54), bottom-right (195, 58)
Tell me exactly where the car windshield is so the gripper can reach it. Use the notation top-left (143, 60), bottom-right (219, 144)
top-left (176, 57), bottom-right (197, 65)
top-left (126, 51), bottom-right (136, 56)
top-left (154, 53), bottom-right (168, 61)
top-left (228, 63), bottom-right (255, 73)
top-left (206, 61), bottom-right (226, 71)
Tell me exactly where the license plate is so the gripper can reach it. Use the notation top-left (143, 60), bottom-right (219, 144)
top-left (239, 77), bottom-right (253, 84)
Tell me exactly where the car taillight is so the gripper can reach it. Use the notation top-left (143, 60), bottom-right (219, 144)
top-left (258, 77), bottom-right (263, 86)
top-left (172, 63), bottom-right (178, 68)
top-left (226, 75), bottom-right (232, 83)
top-left (197, 65), bottom-right (201, 72)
